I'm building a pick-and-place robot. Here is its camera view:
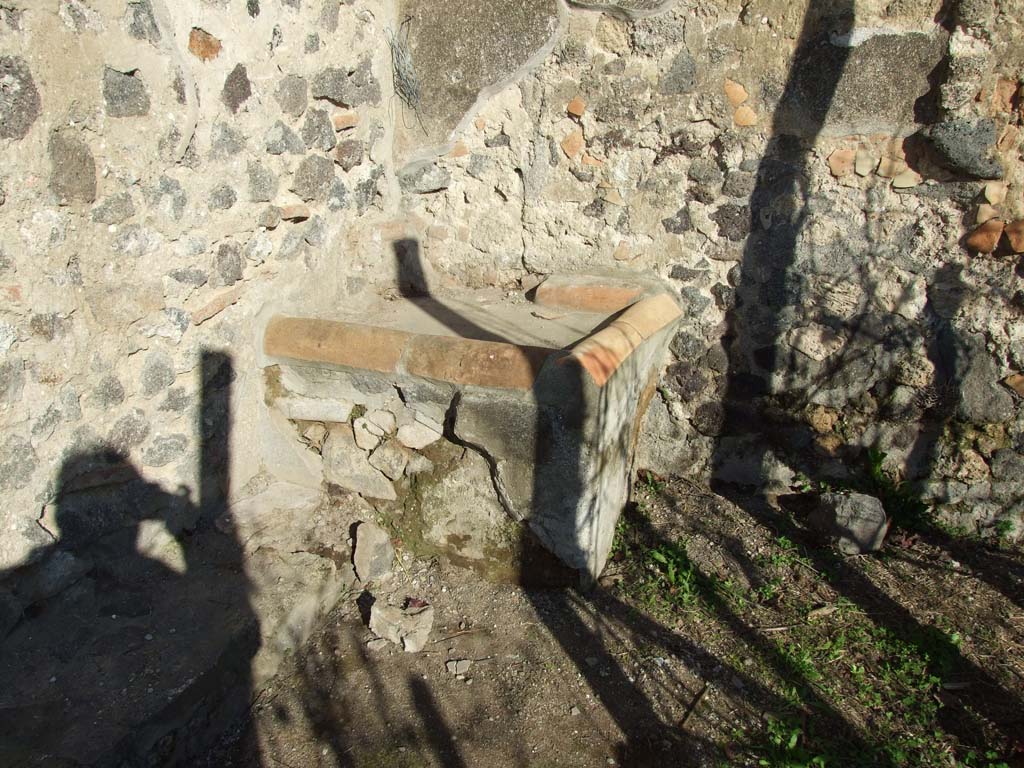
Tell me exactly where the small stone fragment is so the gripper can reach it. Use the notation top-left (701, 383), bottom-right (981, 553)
top-left (965, 219), bottom-right (1004, 253)
top-left (109, 409), bottom-right (150, 451)
top-left (711, 203), bottom-right (750, 242)
top-left (854, 149), bottom-right (874, 177)
top-left (247, 161), bottom-right (277, 203)
top-left (405, 452), bottom-right (434, 476)
top-left (660, 49), bottom-right (696, 95)
top-left (604, 189), bottom-right (625, 206)
top-left (1002, 373), bottom-right (1024, 397)
top-left (827, 148), bottom-right (855, 178)
top-left (302, 422), bottom-right (328, 451)
top-left (259, 206), bottom-right (282, 229)
top-left (398, 162), bottom-right (450, 194)
top-left (723, 79), bottom-right (748, 107)
top-left (733, 105), bottom-right (756, 126)
top-left (984, 181), bottom-right (1007, 205)
top-left (222, 63), bottom-right (252, 113)
top-left (876, 157), bottom-right (906, 178)
top-left (300, 107), bottom-right (336, 151)
top-left (809, 492), bottom-right (889, 555)
top-left (280, 204), bottom-right (310, 221)
top-left (787, 324), bottom-right (843, 361)
top-left (929, 118), bottom-right (1003, 179)
top-left (976, 204), bottom-right (999, 224)
top-left (322, 426), bottom-right (396, 499)
top-left (353, 520), bottom-right (394, 582)
top-left (446, 659), bottom-right (473, 675)
top-left (369, 601), bottom-right (434, 653)
top-left (0, 56), bottom-right (40, 140)
top-left (209, 122), bottom-right (245, 159)
top-left (567, 96), bottom-right (586, 117)
top-left (334, 139), bottom-right (363, 172)
top-left (208, 183), bottom-right (237, 210)
top-left (291, 155), bottom-right (335, 201)
top-left (92, 191), bottom-right (135, 224)
top-left (141, 350), bottom-right (175, 396)
top-left (274, 74), bottom-right (308, 117)
top-left (191, 285), bottom-right (243, 325)
top-left (48, 132), bottom-right (96, 204)
top-left (891, 168), bottom-right (923, 188)
top-left (214, 241), bottom-right (243, 285)
top-left (366, 409), bottom-right (396, 433)
top-left (332, 111), bottom-right (359, 130)
top-left (662, 207), bottom-right (691, 234)
top-left (188, 27), bottom-right (221, 61)
top-left (561, 128), bottom-right (584, 159)
top-left (265, 121), bottom-right (305, 155)
top-left (125, 1), bottom-right (160, 43)
top-left (102, 68), bottom-right (150, 117)
top-left (369, 439), bottom-right (409, 480)
top-left (142, 434), bottom-right (188, 467)
top-left (311, 60), bottom-right (380, 107)
top-left (1005, 220), bottom-right (1024, 253)
top-left (353, 417), bottom-right (383, 451)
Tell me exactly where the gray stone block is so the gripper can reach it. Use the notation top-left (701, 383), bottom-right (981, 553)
top-left (0, 56), bottom-right (40, 140)
top-left (929, 119), bottom-right (1004, 180)
top-left (353, 520), bottom-right (394, 582)
top-left (102, 68), bottom-right (150, 117)
top-left (775, 31), bottom-right (946, 137)
top-left (291, 155), bottom-right (335, 201)
top-left (48, 132), bottom-right (96, 204)
top-left (810, 492), bottom-right (889, 555)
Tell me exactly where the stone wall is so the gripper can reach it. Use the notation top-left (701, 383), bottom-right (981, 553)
top-left (0, 0), bottom-right (1022, 579)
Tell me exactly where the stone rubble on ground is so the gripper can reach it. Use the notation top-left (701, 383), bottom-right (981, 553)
top-left (368, 600), bottom-right (435, 653)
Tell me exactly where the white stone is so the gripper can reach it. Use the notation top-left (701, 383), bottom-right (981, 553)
top-left (277, 396), bottom-right (353, 423)
top-left (368, 439), bottom-right (409, 480)
top-left (369, 603), bottom-right (434, 653)
top-left (397, 421), bottom-right (442, 449)
top-left (353, 417), bottom-right (383, 450)
top-left (787, 324), bottom-right (844, 361)
top-left (322, 427), bottom-right (396, 500)
top-left (366, 409), bottom-right (397, 434)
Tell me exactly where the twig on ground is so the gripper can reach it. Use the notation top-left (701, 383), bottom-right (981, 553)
top-left (433, 628), bottom-right (487, 644)
top-left (756, 623), bottom-right (803, 633)
top-left (679, 682), bottom-right (710, 729)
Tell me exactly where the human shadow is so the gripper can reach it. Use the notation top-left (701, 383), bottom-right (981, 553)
top-left (0, 351), bottom-right (261, 767)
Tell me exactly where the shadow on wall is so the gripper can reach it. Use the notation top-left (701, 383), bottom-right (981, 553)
top-left (0, 352), bottom-right (263, 767)
top-left (711, 0), bottom-right (1024, 753)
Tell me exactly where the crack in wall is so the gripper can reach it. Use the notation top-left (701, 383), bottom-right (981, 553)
top-left (442, 391), bottom-right (524, 523)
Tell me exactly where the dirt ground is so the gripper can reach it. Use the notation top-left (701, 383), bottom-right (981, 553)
top-left (207, 477), bottom-right (1024, 768)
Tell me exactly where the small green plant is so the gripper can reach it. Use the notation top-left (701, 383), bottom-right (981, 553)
top-left (646, 541), bottom-right (698, 605)
top-left (757, 717), bottom-right (827, 768)
top-left (993, 518), bottom-right (1014, 542)
top-left (960, 750), bottom-right (1010, 768)
top-left (866, 448), bottom-right (932, 531)
top-left (637, 469), bottom-right (665, 496)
